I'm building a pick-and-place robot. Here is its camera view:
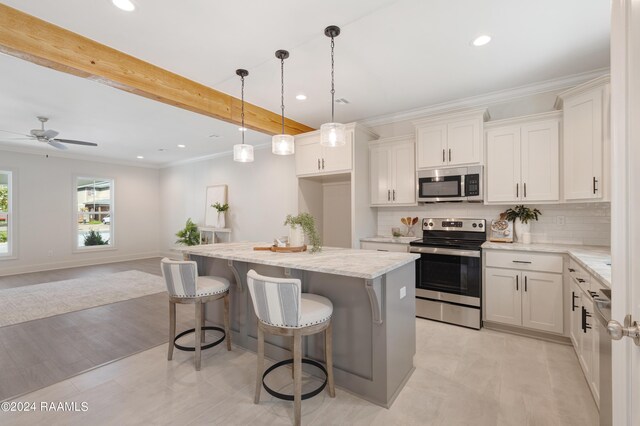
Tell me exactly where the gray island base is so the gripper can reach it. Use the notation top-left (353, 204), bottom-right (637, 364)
top-left (177, 242), bottom-right (418, 408)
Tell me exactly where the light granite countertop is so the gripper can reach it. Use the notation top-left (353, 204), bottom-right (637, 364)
top-left (360, 236), bottom-right (419, 244)
top-left (175, 242), bottom-right (420, 280)
top-left (482, 241), bottom-right (611, 287)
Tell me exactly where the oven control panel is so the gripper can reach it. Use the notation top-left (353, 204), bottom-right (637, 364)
top-left (422, 218), bottom-right (486, 232)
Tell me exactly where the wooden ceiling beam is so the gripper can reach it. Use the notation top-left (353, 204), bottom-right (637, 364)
top-left (0, 4), bottom-right (314, 136)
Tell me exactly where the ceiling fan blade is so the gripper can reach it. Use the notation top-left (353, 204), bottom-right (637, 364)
top-left (48, 140), bottom-right (68, 150)
top-left (0, 129), bottom-right (31, 137)
top-left (42, 129), bottom-right (59, 139)
top-left (53, 139), bottom-right (98, 147)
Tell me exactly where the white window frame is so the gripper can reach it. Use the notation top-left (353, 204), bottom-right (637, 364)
top-left (73, 175), bottom-right (116, 252)
top-left (0, 169), bottom-right (16, 260)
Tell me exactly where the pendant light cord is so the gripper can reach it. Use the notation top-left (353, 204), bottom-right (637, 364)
top-left (241, 75), bottom-right (245, 145)
top-left (281, 57), bottom-right (285, 135)
top-left (330, 36), bottom-right (335, 122)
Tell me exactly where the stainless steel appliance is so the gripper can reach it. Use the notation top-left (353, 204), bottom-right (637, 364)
top-left (416, 166), bottom-right (483, 203)
top-left (594, 288), bottom-right (612, 426)
top-left (410, 218), bottom-right (486, 329)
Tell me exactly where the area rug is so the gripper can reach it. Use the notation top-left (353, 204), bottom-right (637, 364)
top-left (0, 270), bottom-right (166, 327)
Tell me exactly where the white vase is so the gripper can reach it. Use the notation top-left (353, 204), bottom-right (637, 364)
top-left (289, 225), bottom-right (305, 247)
top-left (216, 212), bottom-right (226, 229)
top-left (514, 221), bottom-right (530, 243)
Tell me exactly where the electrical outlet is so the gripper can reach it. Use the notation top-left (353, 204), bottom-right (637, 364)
top-left (400, 286), bottom-right (407, 299)
top-left (557, 216), bottom-right (566, 226)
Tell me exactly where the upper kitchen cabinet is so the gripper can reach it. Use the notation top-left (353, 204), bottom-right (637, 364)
top-left (369, 136), bottom-right (416, 206)
top-left (485, 112), bottom-right (560, 204)
top-left (555, 75), bottom-right (611, 202)
top-left (295, 127), bottom-right (353, 177)
top-left (414, 109), bottom-right (489, 170)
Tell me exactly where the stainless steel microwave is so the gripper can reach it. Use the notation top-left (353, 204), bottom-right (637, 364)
top-left (417, 166), bottom-right (483, 202)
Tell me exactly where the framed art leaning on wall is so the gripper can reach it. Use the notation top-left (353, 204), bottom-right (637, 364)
top-left (204, 184), bottom-right (228, 228)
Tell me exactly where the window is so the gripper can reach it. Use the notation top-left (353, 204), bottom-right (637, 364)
top-left (0, 170), bottom-right (12, 257)
top-left (75, 177), bottom-right (114, 249)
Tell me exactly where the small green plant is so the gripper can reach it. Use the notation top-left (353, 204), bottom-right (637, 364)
top-left (0, 230), bottom-right (7, 243)
top-left (504, 205), bottom-right (542, 224)
top-left (175, 218), bottom-right (200, 246)
top-left (211, 202), bottom-right (229, 213)
top-left (284, 213), bottom-right (322, 253)
top-left (84, 229), bottom-right (109, 246)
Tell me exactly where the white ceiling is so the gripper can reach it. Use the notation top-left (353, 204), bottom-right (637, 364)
top-left (0, 0), bottom-right (610, 165)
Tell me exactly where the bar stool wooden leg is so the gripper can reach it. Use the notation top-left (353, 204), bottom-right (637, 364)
top-left (325, 320), bottom-right (335, 398)
top-left (200, 303), bottom-right (206, 343)
top-left (254, 323), bottom-right (264, 404)
top-left (223, 293), bottom-right (231, 351)
top-left (195, 302), bottom-right (202, 371)
top-left (293, 331), bottom-right (302, 426)
top-left (168, 301), bottom-right (176, 361)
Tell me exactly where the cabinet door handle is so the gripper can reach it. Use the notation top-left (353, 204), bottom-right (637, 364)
top-left (512, 260), bottom-right (532, 264)
top-left (318, 159), bottom-right (321, 170)
top-left (393, 189), bottom-right (396, 201)
top-left (516, 183), bottom-right (519, 198)
top-left (577, 278), bottom-right (586, 283)
top-left (448, 148), bottom-right (452, 162)
top-left (568, 268), bottom-right (576, 272)
top-left (322, 158), bottom-right (325, 169)
top-left (388, 190), bottom-right (391, 201)
top-left (516, 275), bottom-right (519, 291)
top-left (593, 177), bottom-right (598, 194)
top-left (442, 149), bottom-right (445, 163)
top-left (582, 306), bottom-right (592, 332)
top-left (524, 275), bottom-right (528, 292)
top-left (589, 290), bottom-right (599, 298)
top-left (524, 182), bottom-right (527, 198)
top-left (572, 292), bottom-right (578, 311)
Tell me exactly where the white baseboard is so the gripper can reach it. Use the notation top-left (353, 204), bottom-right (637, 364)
top-left (0, 251), bottom-right (163, 277)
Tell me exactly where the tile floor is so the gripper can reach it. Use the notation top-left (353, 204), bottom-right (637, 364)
top-left (2, 318), bottom-right (598, 425)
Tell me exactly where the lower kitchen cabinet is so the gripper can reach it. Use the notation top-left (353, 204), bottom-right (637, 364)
top-left (485, 267), bottom-right (563, 333)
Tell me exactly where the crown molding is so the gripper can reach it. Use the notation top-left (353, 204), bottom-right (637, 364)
top-left (553, 74), bottom-right (611, 109)
top-left (360, 67), bottom-right (610, 127)
top-left (484, 110), bottom-right (562, 129)
top-left (161, 142), bottom-right (272, 168)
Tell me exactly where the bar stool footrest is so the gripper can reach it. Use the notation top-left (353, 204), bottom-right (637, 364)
top-left (174, 326), bottom-right (226, 352)
top-left (262, 358), bottom-right (327, 401)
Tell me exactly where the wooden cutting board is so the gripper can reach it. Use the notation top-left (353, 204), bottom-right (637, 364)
top-left (253, 245), bottom-right (307, 253)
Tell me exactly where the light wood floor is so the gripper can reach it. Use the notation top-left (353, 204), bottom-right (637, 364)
top-left (4, 317), bottom-right (598, 425)
top-left (0, 258), bottom-right (196, 401)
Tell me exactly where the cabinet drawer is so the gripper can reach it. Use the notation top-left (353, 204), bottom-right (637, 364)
top-left (485, 250), bottom-right (563, 273)
top-left (361, 241), bottom-right (408, 253)
top-left (568, 258), bottom-right (591, 292)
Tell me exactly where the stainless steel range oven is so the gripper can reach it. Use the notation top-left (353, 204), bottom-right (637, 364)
top-left (410, 218), bottom-right (486, 329)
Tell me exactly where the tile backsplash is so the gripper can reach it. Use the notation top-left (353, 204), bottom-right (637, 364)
top-left (377, 202), bottom-right (611, 246)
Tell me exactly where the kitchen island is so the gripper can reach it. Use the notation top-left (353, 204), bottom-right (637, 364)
top-left (176, 242), bottom-right (419, 408)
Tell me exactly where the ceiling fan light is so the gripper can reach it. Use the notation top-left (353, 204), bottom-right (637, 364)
top-left (320, 122), bottom-right (346, 147)
top-left (271, 134), bottom-right (295, 155)
top-left (233, 143), bottom-right (254, 163)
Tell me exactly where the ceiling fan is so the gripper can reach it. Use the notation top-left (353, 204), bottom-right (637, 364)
top-left (0, 116), bottom-right (98, 150)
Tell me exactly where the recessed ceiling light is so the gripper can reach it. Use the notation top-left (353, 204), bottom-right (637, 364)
top-left (296, 94), bottom-right (307, 101)
top-left (238, 127), bottom-right (248, 132)
top-left (112, 0), bottom-right (135, 11)
top-left (136, 155), bottom-right (144, 159)
top-left (472, 35), bottom-right (491, 47)
top-left (177, 144), bottom-right (186, 148)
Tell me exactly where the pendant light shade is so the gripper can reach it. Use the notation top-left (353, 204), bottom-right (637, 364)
top-left (233, 68), bottom-right (254, 163)
top-left (272, 50), bottom-right (295, 155)
top-left (320, 25), bottom-right (346, 148)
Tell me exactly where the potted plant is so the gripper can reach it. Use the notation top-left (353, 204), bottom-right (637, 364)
top-left (175, 218), bottom-right (200, 246)
top-left (211, 202), bottom-right (229, 228)
top-left (503, 205), bottom-right (541, 243)
top-left (284, 213), bottom-right (322, 253)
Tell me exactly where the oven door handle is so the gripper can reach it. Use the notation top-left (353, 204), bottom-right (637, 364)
top-left (409, 246), bottom-right (480, 258)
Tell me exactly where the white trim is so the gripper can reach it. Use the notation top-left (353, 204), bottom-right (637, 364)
top-left (484, 110), bottom-right (562, 129)
top-left (553, 74), bottom-right (612, 108)
top-left (72, 175), bottom-right (116, 252)
top-left (360, 68), bottom-right (610, 127)
top-left (368, 134), bottom-right (415, 147)
top-left (0, 168), bottom-right (16, 260)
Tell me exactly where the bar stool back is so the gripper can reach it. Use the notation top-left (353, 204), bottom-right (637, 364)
top-left (161, 258), bottom-right (231, 371)
top-left (246, 269), bottom-right (335, 426)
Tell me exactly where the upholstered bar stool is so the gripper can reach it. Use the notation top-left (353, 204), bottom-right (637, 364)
top-left (161, 257), bottom-right (231, 371)
top-left (246, 269), bottom-right (335, 426)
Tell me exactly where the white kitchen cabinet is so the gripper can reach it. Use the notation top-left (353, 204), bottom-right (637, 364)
top-left (414, 109), bottom-right (486, 170)
top-left (295, 131), bottom-right (353, 177)
top-left (569, 279), bottom-right (582, 349)
top-left (556, 75), bottom-right (610, 201)
top-left (369, 136), bottom-right (416, 206)
top-left (484, 250), bottom-right (564, 334)
top-left (485, 113), bottom-right (560, 204)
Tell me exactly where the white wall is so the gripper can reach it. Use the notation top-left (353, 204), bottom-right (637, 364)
top-left (160, 146), bottom-right (298, 253)
top-left (0, 150), bottom-right (161, 275)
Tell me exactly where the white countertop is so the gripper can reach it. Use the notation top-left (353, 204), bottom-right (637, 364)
top-left (360, 237), bottom-right (418, 244)
top-left (175, 242), bottom-right (420, 280)
top-left (482, 241), bottom-right (611, 287)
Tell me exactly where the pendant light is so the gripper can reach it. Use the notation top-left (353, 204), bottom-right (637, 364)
top-left (272, 50), bottom-right (295, 155)
top-left (233, 69), bottom-right (254, 163)
top-left (320, 25), bottom-right (346, 148)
